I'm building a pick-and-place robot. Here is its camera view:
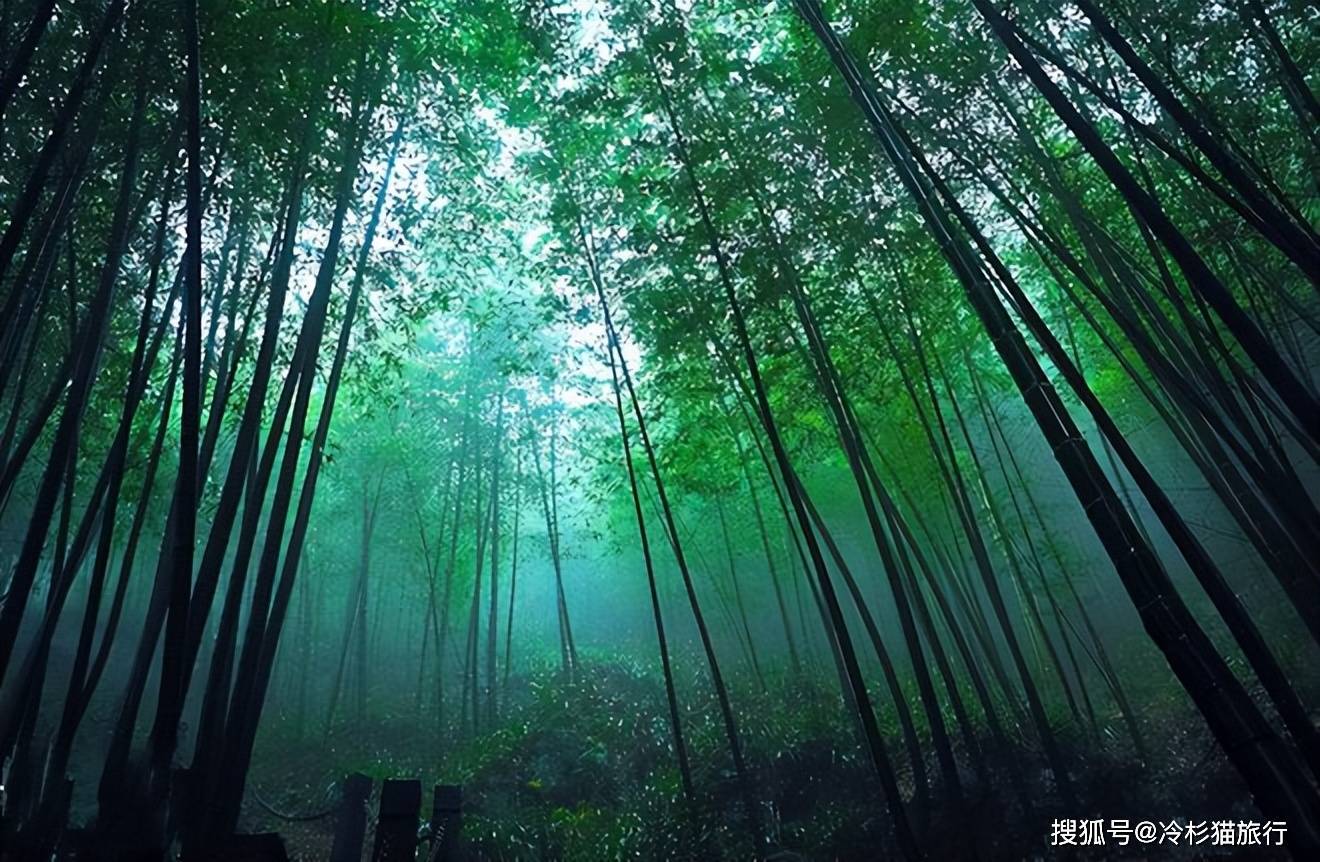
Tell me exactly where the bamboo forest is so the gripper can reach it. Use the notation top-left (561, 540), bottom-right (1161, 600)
top-left (1, 0), bottom-right (1319, 858)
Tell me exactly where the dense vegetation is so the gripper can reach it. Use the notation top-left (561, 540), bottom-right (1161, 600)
top-left (0, 0), bottom-right (1317, 858)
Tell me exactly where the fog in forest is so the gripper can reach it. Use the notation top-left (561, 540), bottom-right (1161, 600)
top-left (0, 0), bottom-right (1318, 859)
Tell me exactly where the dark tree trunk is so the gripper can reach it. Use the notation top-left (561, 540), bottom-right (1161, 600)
top-left (0, 0), bottom-right (126, 288)
top-left (0, 59), bottom-right (140, 685)
top-left (648, 48), bottom-right (913, 861)
top-left (581, 212), bottom-right (696, 802)
top-left (793, 0), bottom-right (1320, 842)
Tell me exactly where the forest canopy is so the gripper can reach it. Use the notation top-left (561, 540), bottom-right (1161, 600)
top-left (0, 0), bottom-right (1317, 858)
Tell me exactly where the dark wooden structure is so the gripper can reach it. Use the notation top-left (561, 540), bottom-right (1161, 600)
top-left (371, 778), bottom-right (422, 862)
top-left (331, 773), bottom-right (375, 862)
top-left (189, 833), bottom-right (290, 861)
top-left (14, 773), bottom-right (461, 861)
top-left (54, 832), bottom-right (164, 862)
top-left (429, 785), bottom-right (462, 861)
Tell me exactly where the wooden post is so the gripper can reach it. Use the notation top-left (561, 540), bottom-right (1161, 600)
top-left (330, 772), bottom-right (373, 862)
top-left (56, 829), bottom-right (160, 862)
top-left (430, 785), bottom-right (462, 861)
top-left (371, 778), bottom-right (421, 862)
top-left (191, 833), bottom-right (290, 861)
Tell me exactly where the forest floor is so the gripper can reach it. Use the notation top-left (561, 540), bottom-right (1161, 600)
top-left (241, 658), bottom-right (1287, 860)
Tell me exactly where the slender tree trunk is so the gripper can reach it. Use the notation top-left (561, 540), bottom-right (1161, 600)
top-left (793, 1), bottom-right (1320, 841)
top-left (0, 61), bottom-right (141, 685)
top-left (503, 447), bottom-right (522, 691)
top-left (977, 0), bottom-right (1319, 433)
top-left (149, 0), bottom-right (206, 797)
top-left (0, 0), bottom-right (126, 289)
top-left (203, 103), bottom-right (399, 838)
top-left (484, 396), bottom-right (505, 726)
top-left (0, 0), bottom-right (57, 126)
top-left (648, 49), bottom-right (913, 859)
